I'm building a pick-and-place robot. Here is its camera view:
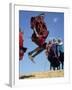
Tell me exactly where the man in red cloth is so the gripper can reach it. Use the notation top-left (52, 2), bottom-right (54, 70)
top-left (28, 15), bottom-right (49, 62)
top-left (19, 30), bottom-right (27, 60)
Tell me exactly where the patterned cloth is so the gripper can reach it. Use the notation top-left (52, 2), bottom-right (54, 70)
top-left (30, 15), bottom-right (49, 46)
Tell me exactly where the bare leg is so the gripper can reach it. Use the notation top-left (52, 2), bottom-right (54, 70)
top-left (32, 43), bottom-right (47, 58)
top-left (50, 64), bottom-right (52, 70)
top-left (28, 42), bottom-right (46, 55)
top-left (57, 66), bottom-right (59, 70)
top-left (28, 43), bottom-right (46, 63)
top-left (32, 47), bottom-right (44, 58)
top-left (59, 65), bottom-right (60, 70)
top-left (53, 67), bottom-right (55, 70)
top-left (28, 47), bottom-right (43, 63)
top-left (28, 46), bottom-right (41, 56)
top-left (62, 62), bottom-right (64, 69)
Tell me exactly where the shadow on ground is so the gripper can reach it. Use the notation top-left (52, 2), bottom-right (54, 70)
top-left (19, 75), bottom-right (35, 79)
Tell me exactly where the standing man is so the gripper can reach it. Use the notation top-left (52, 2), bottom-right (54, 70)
top-left (19, 28), bottom-right (27, 60)
top-left (57, 39), bottom-right (64, 69)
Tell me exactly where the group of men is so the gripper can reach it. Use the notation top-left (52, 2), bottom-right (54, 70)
top-left (46, 39), bottom-right (64, 57)
top-left (45, 39), bottom-right (64, 70)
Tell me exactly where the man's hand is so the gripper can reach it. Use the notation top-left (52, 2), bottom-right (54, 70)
top-left (37, 35), bottom-right (43, 38)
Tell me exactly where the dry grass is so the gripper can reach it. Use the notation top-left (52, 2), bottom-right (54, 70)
top-left (19, 70), bottom-right (64, 79)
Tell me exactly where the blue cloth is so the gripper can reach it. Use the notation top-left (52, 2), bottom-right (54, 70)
top-left (57, 44), bottom-right (64, 56)
top-left (58, 44), bottom-right (64, 53)
top-left (51, 43), bottom-right (64, 57)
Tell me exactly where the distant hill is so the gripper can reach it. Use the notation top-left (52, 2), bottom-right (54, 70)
top-left (19, 70), bottom-right (64, 79)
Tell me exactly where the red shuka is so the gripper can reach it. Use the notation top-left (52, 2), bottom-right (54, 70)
top-left (19, 32), bottom-right (24, 48)
top-left (30, 16), bottom-right (49, 46)
top-left (19, 32), bottom-right (24, 60)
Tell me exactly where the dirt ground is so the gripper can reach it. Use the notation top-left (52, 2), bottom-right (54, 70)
top-left (19, 70), bottom-right (64, 79)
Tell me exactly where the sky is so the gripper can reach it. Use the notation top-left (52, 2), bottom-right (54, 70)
top-left (19, 10), bottom-right (64, 75)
